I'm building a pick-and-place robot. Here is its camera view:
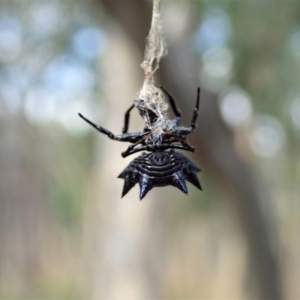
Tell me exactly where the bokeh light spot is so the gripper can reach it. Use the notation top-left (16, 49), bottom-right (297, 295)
top-left (43, 55), bottom-right (95, 96)
top-left (29, 2), bottom-right (66, 37)
top-left (203, 47), bottom-right (233, 78)
top-left (72, 27), bottom-right (106, 60)
top-left (195, 8), bottom-right (232, 53)
top-left (0, 15), bottom-right (21, 62)
top-left (25, 88), bottom-right (57, 124)
top-left (219, 87), bottom-right (252, 128)
top-left (249, 115), bottom-right (286, 158)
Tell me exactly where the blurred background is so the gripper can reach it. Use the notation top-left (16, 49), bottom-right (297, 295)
top-left (0, 0), bottom-right (299, 299)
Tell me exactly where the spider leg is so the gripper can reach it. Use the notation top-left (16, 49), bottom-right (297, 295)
top-left (122, 104), bottom-right (135, 134)
top-left (172, 87), bottom-right (201, 135)
top-left (122, 145), bottom-right (149, 157)
top-left (164, 130), bottom-right (186, 142)
top-left (78, 113), bottom-right (146, 142)
top-left (160, 86), bottom-right (181, 125)
top-left (161, 130), bottom-right (194, 154)
top-left (180, 140), bottom-right (195, 152)
top-left (122, 141), bottom-right (195, 157)
top-left (121, 133), bottom-right (151, 157)
top-left (190, 87), bottom-right (200, 130)
top-left (159, 143), bottom-right (195, 152)
top-left (164, 131), bottom-right (195, 152)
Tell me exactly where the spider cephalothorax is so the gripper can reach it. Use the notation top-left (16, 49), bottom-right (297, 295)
top-left (79, 86), bottom-right (202, 199)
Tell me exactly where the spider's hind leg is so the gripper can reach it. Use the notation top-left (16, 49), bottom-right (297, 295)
top-left (79, 113), bottom-right (117, 139)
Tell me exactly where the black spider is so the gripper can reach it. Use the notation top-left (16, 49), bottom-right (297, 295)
top-left (79, 86), bottom-right (202, 199)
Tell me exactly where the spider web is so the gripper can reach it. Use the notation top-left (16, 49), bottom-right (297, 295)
top-left (135, 0), bottom-right (176, 145)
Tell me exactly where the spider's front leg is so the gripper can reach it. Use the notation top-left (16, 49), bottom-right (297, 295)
top-left (122, 104), bottom-right (135, 134)
top-left (190, 87), bottom-right (200, 130)
top-left (78, 113), bottom-right (147, 142)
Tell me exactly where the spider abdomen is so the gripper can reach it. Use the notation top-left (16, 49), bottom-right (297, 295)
top-left (140, 154), bottom-right (181, 177)
top-left (118, 151), bottom-right (202, 200)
